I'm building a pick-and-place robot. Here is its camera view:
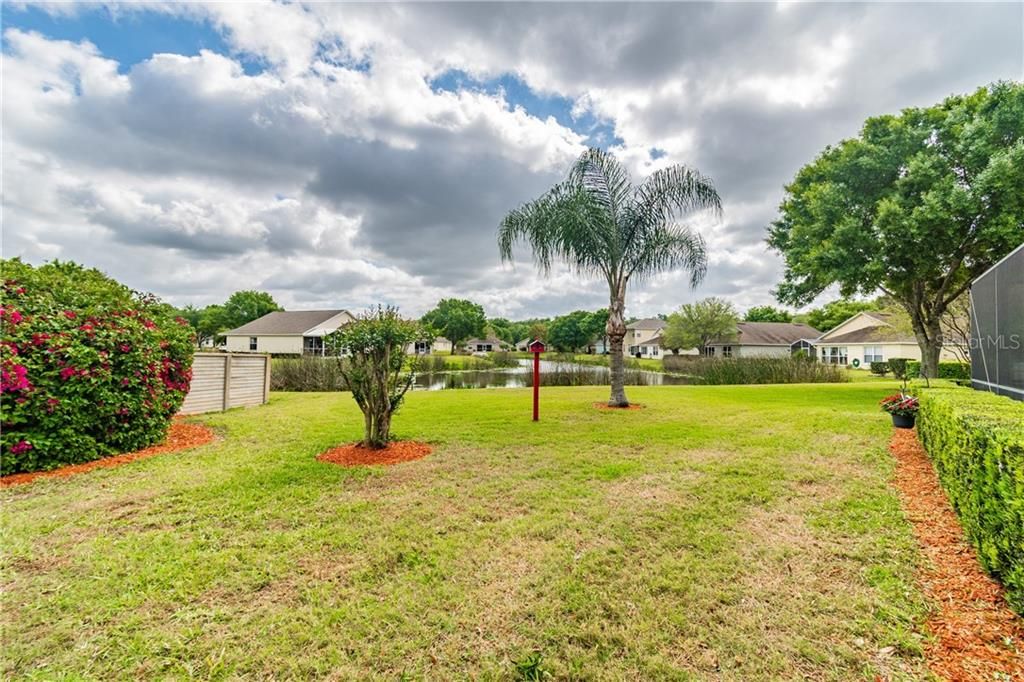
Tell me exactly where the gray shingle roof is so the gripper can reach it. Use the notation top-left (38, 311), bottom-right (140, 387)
top-left (712, 322), bottom-right (821, 346)
top-left (627, 318), bottom-right (666, 331)
top-left (226, 310), bottom-right (348, 335)
top-left (819, 326), bottom-right (917, 344)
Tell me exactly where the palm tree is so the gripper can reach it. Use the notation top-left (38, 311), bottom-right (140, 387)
top-left (499, 147), bottom-right (721, 407)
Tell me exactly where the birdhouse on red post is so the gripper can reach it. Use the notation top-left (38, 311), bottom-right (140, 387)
top-left (528, 339), bottom-right (545, 421)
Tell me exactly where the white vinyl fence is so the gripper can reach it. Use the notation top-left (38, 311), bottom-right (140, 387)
top-left (179, 352), bottom-right (271, 415)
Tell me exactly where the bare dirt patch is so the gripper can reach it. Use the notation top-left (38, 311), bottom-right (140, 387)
top-left (593, 402), bottom-right (645, 411)
top-left (317, 441), bottom-right (432, 467)
top-left (889, 428), bottom-right (1024, 680)
top-left (0, 421), bottom-right (215, 488)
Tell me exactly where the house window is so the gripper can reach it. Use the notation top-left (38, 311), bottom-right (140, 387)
top-left (704, 346), bottom-right (716, 357)
top-left (414, 341), bottom-right (431, 354)
top-left (304, 337), bottom-right (325, 355)
top-left (651, 346), bottom-right (659, 357)
top-left (628, 345), bottom-right (638, 354)
top-left (249, 337), bottom-right (258, 351)
top-left (722, 346), bottom-right (732, 357)
top-left (824, 346), bottom-right (848, 364)
top-left (863, 346), bottom-right (883, 363)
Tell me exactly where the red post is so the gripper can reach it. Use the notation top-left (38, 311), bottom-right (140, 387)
top-left (528, 339), bottom-right (545, 421)
top-left (533, 350), bottom-right (540, 421)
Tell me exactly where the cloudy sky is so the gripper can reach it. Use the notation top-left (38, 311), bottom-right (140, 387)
top-left (2, 2), bottom-right (1021, 319)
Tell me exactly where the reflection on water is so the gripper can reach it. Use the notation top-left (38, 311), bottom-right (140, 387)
top-left (412, 359), bottom-right (693, 391)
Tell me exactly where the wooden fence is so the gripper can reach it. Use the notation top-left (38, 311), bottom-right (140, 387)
top-left (179, 352), bottom-right (271, 415)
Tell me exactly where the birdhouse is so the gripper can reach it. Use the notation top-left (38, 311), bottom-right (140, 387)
top-left (528, 339), bottom-right (546, 354)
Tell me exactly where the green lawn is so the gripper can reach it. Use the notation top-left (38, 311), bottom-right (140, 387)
top-left (1, 383), bottom-right (932, 680)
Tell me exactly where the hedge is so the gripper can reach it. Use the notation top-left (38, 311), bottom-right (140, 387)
top-left (916, 388), bottom-right (1024, 613)
top-left (1, 259), bottom-right (194, 474)
top-left (869, 361), bottom-right (890, 376)
top-left (907, 360), bottom-right (970, 380)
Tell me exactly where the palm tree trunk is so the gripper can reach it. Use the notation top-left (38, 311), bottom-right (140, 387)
top-left (607, 280), bottom-right (629, 407)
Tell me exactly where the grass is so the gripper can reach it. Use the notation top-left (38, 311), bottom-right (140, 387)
top-left (1, 382), bottom-right (933, 679)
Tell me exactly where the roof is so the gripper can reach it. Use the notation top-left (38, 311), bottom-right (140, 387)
top-left (225, 310), bottom-right (349, 336)
top-left (627, 318), bottom-right (666, 331)
top-left (819, 326), bottom-right (917, 344)
top-left (646, 333), bottom-right (663, 346)
top-left (465, 337), bottom-right (506, 346)
top-left (712, 321), bottom-right (821, 346)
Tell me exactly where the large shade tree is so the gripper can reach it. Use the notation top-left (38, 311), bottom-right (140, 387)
top-left (421, 298), bottom-right (487, 354)
top-left (662, 297), bottom-right (739, 354)
top-left (768, 82), bottom-right (1024, 377)
top-left (499, 147), bottom-right (721, 406)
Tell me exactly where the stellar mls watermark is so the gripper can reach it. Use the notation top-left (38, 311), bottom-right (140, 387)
top-left (964, 334), bottom-right (1022, 351)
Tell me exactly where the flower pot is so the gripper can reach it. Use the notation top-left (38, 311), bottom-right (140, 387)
top-left (891, 413), bottom-right (916, 429)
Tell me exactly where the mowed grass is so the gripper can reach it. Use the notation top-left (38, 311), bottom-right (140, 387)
top-left (1, 383), bottom-right (931, 680)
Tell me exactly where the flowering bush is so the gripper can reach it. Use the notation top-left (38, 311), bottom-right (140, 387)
top-left (1, 259), bottom-right (194, 474)
top-left (879, 393), bottom-right (919, 417)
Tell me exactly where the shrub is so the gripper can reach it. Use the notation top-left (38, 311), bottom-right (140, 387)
top-left (917, 388), bottom-right (1024, 613)
top-left (1, 259), bottom-right (194, 474)
top-left (325, 307), bottom-right (423, 449)
top-left (869, 361), bottom-right (890, 376)
top-left (907, 360), bottom-right (970, 381)
top-left (661, 356), bottom-right (847, 385)
top-left (271, 357), bottom-right (349, 391)
top-left (887, 358), bottom-right (911, 382)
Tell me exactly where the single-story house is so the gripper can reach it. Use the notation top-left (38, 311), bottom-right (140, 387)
top-left (515, 338), bottom-right (532, 352)
top-left (224, 310), bottom-right (354, 355)
top-left (814, 311), bottom-right (959, 367)
top-left (407, 337), bottom-right (453, 355)
top-left (465, 337), bottom-right (509, 353)
top-left (705, 322), bottom-right (821, 358)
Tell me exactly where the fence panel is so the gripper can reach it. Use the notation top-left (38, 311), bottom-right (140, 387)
top-left (180, 352), bottom-right (271, 415)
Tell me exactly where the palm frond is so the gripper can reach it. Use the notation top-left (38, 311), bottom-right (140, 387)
top-left (625, 223), bottom-right (708, 287)
top-left (498, 183), bottom-right (611, 278)
top-left (568, 147), bottom-right (633, 223)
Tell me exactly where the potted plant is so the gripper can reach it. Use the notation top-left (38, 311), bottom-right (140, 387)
top-left (880, 393), bottom-right (919, 429)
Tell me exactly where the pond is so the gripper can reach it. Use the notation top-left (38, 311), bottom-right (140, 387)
top-left (412, 359), bottom-right (694, 391)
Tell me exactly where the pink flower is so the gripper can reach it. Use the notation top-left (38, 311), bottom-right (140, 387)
top-left (63, 310), bottom-right (77, 320)
top-left (142, 319), bottom-right (156, 329)
top-left (119, 344), bottom-right (131, 353)
top-left (121, 377), bottom-right (131, 386)
top-left (1, 364), bottom-right (31, 393)
top-left (60, 367), bottom-right (78, 381)
top-left (9, 440), bottom-right (33, 455)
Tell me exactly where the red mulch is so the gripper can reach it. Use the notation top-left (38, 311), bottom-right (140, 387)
top-left (317, 441), bottom-right (432, 467)
top-left (593, 402), bottom-right (645, 411)
top-left (888, 427), bottom-right (1024, 681)
top-left (0, 421), bottom-right (216, 488)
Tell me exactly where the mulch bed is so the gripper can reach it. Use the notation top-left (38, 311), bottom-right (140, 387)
top-left (0, 421), bottom-right (216, 488)
top-left (317, 441), bottom-right (432, 467)
top-left (593, 402), bottom-right (646, 411)
top-left (888, 427), bottom-right (1024, 680)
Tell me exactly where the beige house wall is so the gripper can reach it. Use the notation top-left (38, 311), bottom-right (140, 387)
top-left (224, 334), bottom-right (304, 355)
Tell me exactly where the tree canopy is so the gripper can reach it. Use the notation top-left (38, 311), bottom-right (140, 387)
top-left (743, 305), bottom-right (792, 323)
top-left (178, 291), bottom-right (281, 346)
top-left (662, 297), bottom-right (738, 353)
top-left (800, 299), bottom-right (878, 333)
top-left (768, 82), bottom-right (1024, 376)
top-left (421, 298), bottom-right (487, 353)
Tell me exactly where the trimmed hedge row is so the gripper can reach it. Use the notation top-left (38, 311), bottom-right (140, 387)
top-left (916, 388), bottom-right (1024, 613)
top-left (906, 360), bottom-right (970, 380)
top-left (869, 361), bottom-right (890, 376)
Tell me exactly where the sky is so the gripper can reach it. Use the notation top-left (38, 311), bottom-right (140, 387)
top-left (2, 2), bottom-right (1022, 320)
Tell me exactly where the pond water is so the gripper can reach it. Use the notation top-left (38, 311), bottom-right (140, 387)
top-left (412, 359), bottom-right (693, 391)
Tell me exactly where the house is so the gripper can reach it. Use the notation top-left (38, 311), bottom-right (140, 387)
top-left (515, 338), bottom-right (532, 352)
top-left (625, 318), bottom-right (667, 357)
top-left (223, 310), bottom-right (354, 355)
top-left (814, 311), bottom-right (960, 367)
top-left (464, 337), bottom-right (508, 353)
top-left (406, 337), bottom-right (453, 355)
top-left (705, 321), bottom-right (821, 358)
